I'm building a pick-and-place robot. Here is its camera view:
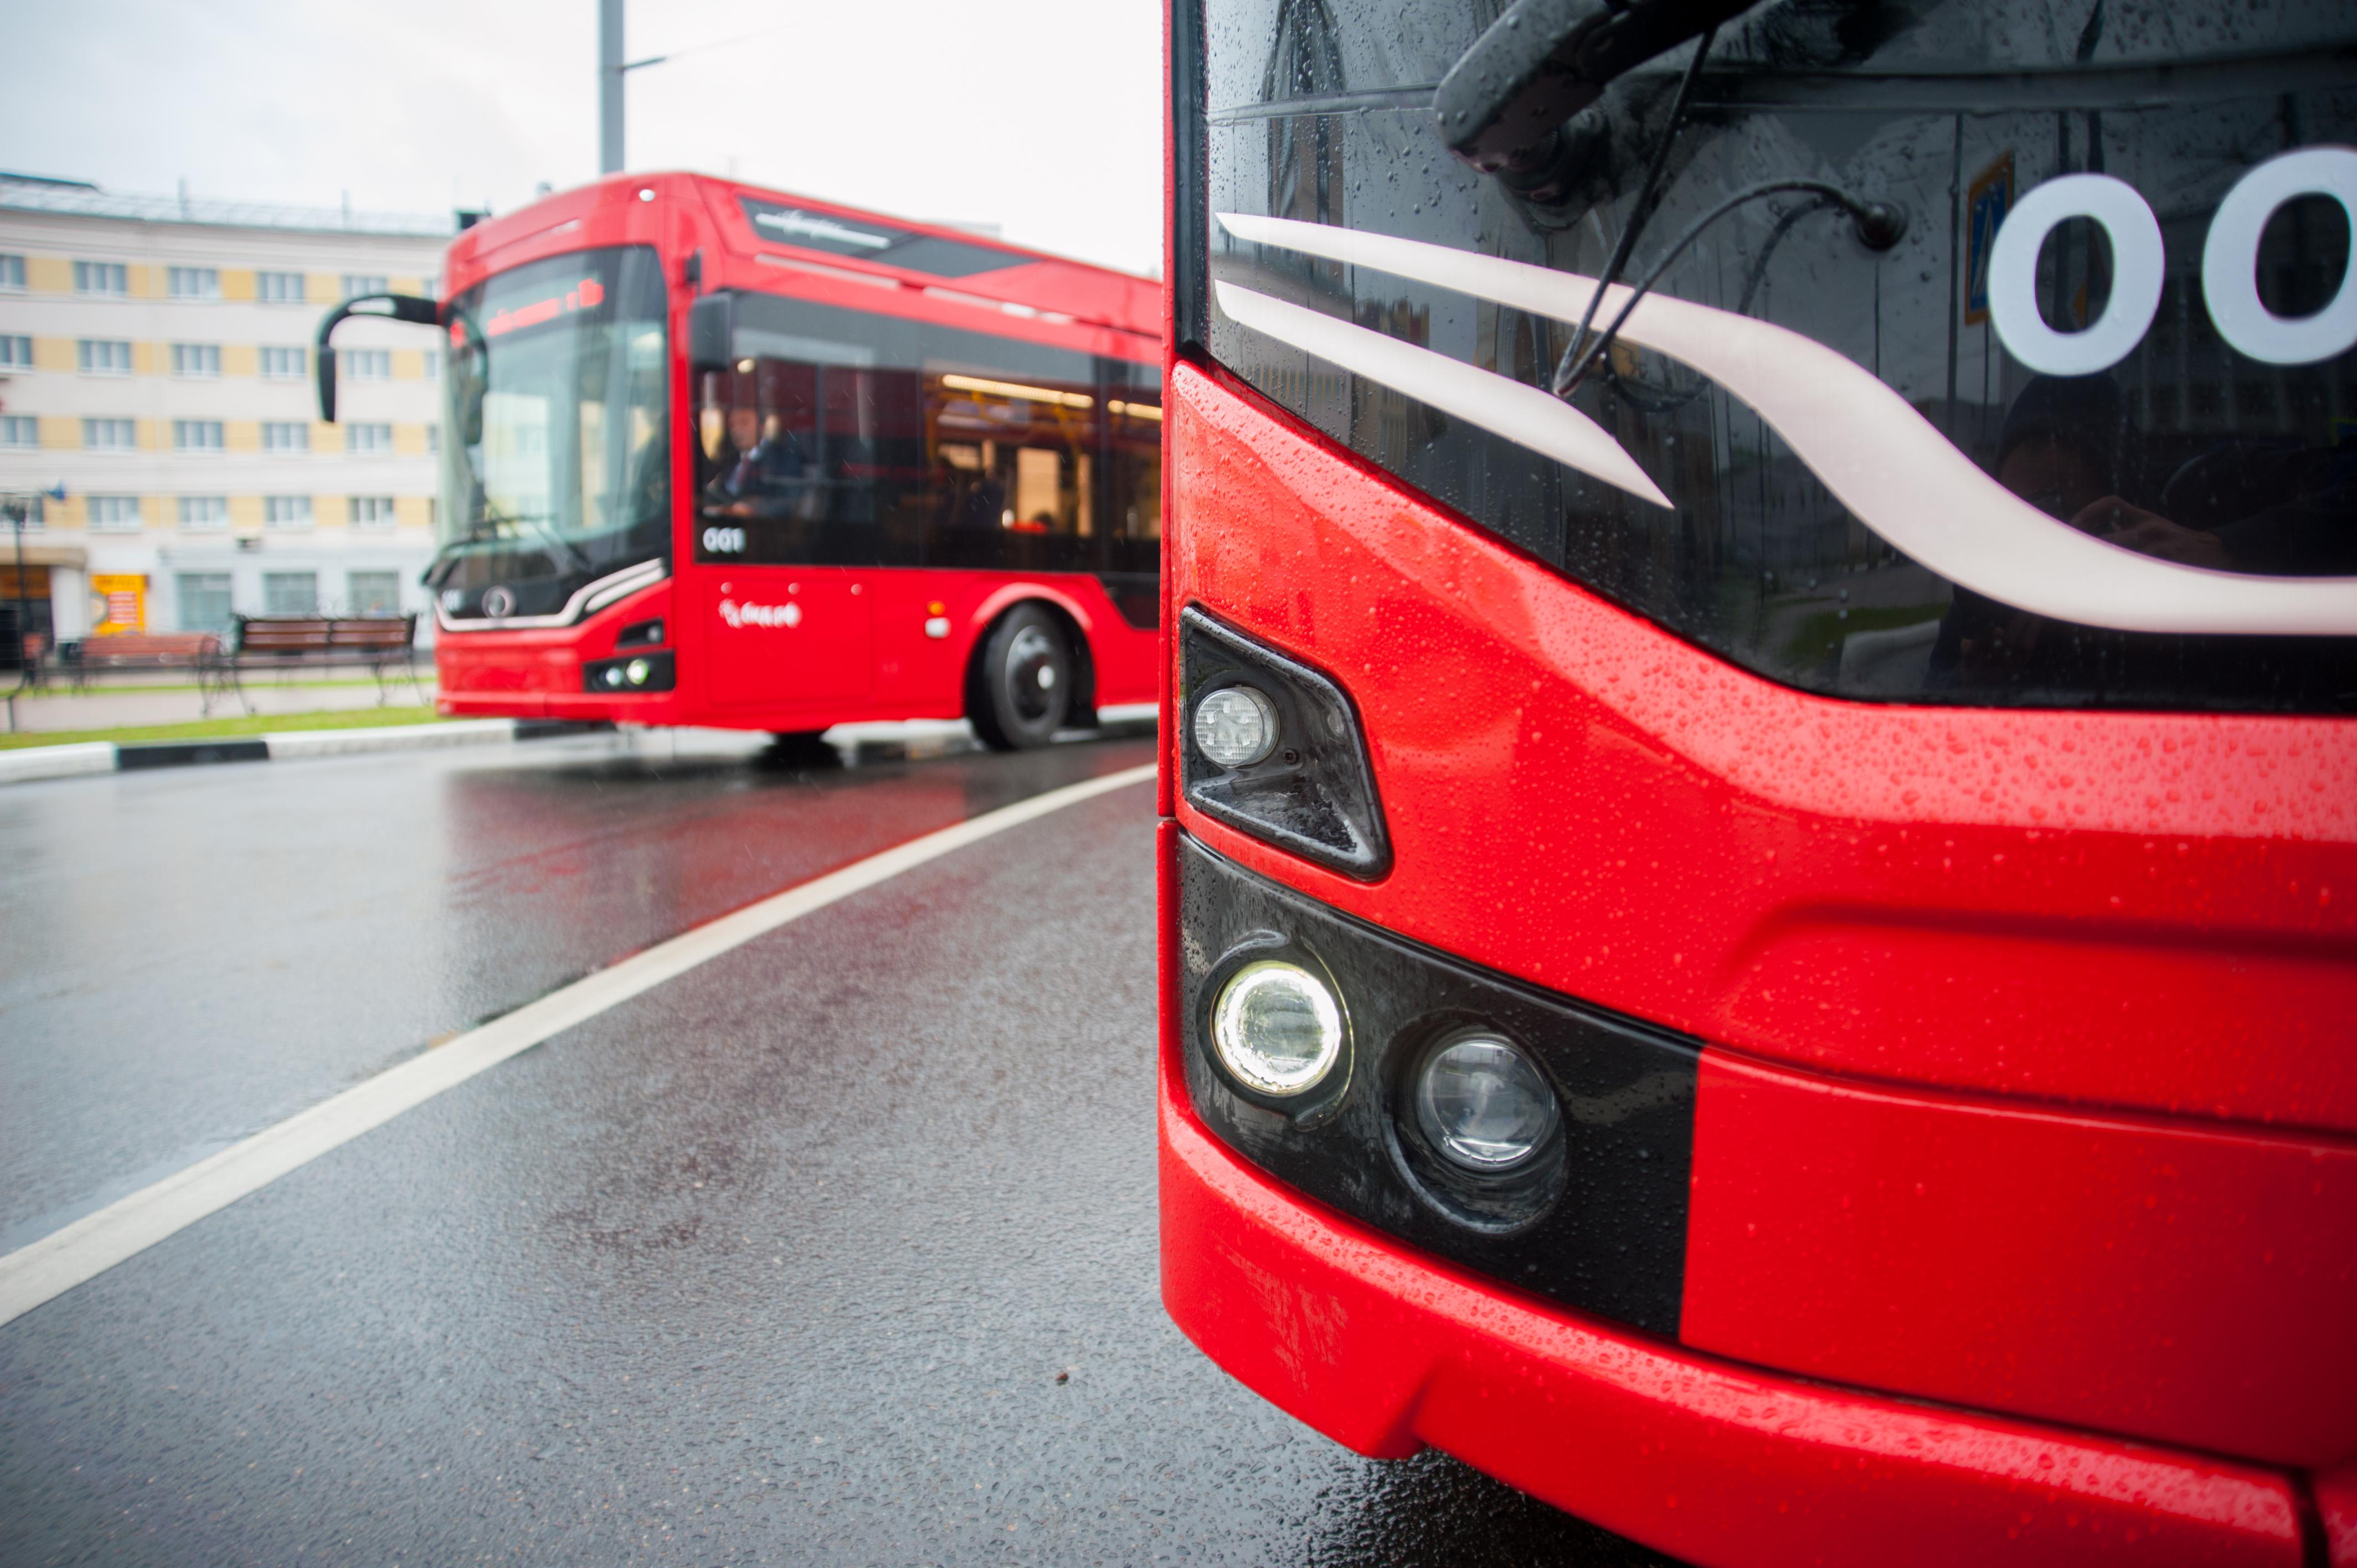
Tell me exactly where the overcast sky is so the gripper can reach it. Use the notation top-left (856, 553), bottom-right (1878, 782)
top-left (0, 1), bottom-right (1165, 276)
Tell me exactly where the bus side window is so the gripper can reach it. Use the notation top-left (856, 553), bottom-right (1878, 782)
top-left (694, 348), bottom-right (1159, 575)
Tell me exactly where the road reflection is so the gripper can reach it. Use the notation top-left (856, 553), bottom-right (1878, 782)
top-left (1312, 1450), bottom-right (1680, 1566)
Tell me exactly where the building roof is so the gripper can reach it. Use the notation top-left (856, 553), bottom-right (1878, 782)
top-left (0, 174), bottom-right (454, 240)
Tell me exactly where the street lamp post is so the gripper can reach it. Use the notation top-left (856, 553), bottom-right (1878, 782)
top-left (599, 0), bottom-right (683, 177)
top-left (600, 0), bottom-right (626, 175)
top-left (3, 485), bottom-right (65, 729)
top-left (4, 494), bottom-right (32, 729)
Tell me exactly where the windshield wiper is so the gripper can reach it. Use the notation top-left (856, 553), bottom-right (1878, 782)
top-left (470, 504), bottom-right (594, 575)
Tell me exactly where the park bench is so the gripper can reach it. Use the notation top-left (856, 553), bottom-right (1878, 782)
top-left (60, 632), bottom-right (223, 690)
top-left (204, 613), bottom-right (425, 715)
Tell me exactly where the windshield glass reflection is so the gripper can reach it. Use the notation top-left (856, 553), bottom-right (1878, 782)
top-left (436, 245), bottom-right (670, 620)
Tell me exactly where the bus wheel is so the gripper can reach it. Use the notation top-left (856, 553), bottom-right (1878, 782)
top-left (764, 730), bottom-right (838, 768)
top-left (970, 604), bottom-right (1072, 751)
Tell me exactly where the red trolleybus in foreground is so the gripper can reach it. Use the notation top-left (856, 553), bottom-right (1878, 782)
top-left (318, 176), bottom-right (1161, 748)
top-left (1160, 0), bottom-right (2357, 1562)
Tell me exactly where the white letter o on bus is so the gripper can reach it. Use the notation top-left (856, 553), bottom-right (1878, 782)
top-left (2202, 146), bottom-right (2357, 367)
top-left (1989, 174), bottom-right (2166, 376)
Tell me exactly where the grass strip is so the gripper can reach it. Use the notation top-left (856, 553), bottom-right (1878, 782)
top-left (1, 706), bottom-right (444, 751)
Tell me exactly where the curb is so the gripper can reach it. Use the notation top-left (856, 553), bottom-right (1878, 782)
top-left (0, 719), bottom-right (609, 786)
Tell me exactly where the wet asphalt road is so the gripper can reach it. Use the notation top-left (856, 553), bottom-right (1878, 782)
top-left (0, 728), bottom-right (1671, 1566)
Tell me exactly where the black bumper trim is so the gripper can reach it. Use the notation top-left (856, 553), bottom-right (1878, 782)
top-left (1178, 832), bottom-right (1699, 1337)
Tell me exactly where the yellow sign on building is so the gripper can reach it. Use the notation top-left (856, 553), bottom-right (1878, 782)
top-left (89, 574), bottom-right (147, 636)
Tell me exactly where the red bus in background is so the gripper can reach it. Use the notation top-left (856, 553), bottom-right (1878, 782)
top-left (1160, 1), bottom-right (2357, 1564)
top-left (320, 174), bottom-right (1161, 748)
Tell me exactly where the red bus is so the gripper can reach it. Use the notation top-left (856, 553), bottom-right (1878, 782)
top-left (318, 174), bottom-right (1161, 748)
top-left (1160, 2), bottom-right (2357, 1564)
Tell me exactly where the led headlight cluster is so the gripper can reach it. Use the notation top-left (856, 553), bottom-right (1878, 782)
top-left (1192, 685), bottom-right (1280, 768)
top-left (580, 649), bottom-right (675, 694)
top-left (1211, 959), bottom-right (1342, 1095)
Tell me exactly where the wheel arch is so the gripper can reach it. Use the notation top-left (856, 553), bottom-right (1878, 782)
top-left (962, 590), bottom-right (1099, 720)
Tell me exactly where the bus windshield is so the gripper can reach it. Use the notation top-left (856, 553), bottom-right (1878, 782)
top-left (1196, 0), bottom-right (2357, 711)
top-left (435, 246), bottom-right (670, 621)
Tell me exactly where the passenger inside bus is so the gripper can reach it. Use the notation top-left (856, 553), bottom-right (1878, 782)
top-left (709, 406), bottom-right (809, 519)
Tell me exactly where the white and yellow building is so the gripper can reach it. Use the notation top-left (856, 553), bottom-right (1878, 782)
top-left (0, 174), bottom-right (452, 647)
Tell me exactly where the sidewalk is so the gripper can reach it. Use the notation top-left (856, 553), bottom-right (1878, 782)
top-left (5, 673), bottom-right (439, 735)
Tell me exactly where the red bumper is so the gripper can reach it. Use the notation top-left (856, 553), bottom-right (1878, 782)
top-left (1160, 1072), bottom-right (2310, 1568)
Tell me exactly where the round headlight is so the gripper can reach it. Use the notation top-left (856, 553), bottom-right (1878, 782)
top-left (603, 666), bottom-right (625, 688)
top-left (1193, 685), bottom-right (1279, 768)
top-left (1415, 1035), bottom-right (1559, 1170)
top-left (1211, 960), bottom-right (1342, 1096)
top-left (626, 657), bottom-right (651, 686)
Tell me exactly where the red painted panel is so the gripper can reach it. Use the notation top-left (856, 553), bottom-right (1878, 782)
top-left (1165, 364), bottom-right (2357, 1136)
top-left (1163, 1106), bottom-right (2308, 1568)
top-left (701, 566), bottom-right (872, 708)
top-left (1682, 1049), bottom-right (2357, 1469)
top-left (1153, 833), bottom-right (2305, 1566)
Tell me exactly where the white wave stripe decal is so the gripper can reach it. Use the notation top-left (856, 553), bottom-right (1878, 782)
top-left (1210, 281), bottom-right (1671, 509)
top-left (1218, 211), bottom-right (2357, 638)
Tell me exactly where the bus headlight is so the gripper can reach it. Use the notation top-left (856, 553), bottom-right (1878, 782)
top-left (582, 650), bottom-right (675, 694)
top-left (1193, 684), bottom-right (1279, 768)
top-left (1212, 960), bottom-right (1342, 1095)
top-left (1415, 1034), bottom-right (1560, 1170)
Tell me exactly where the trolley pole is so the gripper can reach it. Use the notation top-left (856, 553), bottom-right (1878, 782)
top-left (599, 0), bottom-right (626, 174)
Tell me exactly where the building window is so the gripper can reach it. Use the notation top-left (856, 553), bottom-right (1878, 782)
top-left (74, 260), bottom-right (128, 296)
top-left (174, 420), bottom-right (225, 452)
top-left (0, 255), bottom-right (24, 291)
top-left (177, 572), bottom-right (233, 633)
top-left (0, 335), bottom-right (30, 368)
top-left (171, 343), bottom-right (222, 377)
top-left (167, 266), bottom-right (220, 300)
top-left (78, 339), bottom-right (133, 374)
top-left (256, 271), bottom-right (306, 303)
top-left (347, 570), bottom-right (401, 615)
top-left (261, 422), bottom-right (310, 453)
top-left (346, 422), bottom-right (393, 454)
top-left (420, 274), bottom-right (440, 299)
top-left (83, 417), bottom-right (136, 451)
top-left (264, 571), bottom-right (318, 614)
top-left (424, 422), bottom-right (440, 453)
top-left (348, 495), bottom-right (398, 528)
top-left (259, 345), bottom-right (306, 378)
top-left (341, 348), bottom-right (390, 380)
top-left (421, 350), bottom-right (441, 380)
top-left (264, 496), bottom-right (313, 530)
top-left (178, 496), bottom-right (229, 531)
top-left (341, 274), bottom-right (388, 300)
top-left (0, 416), bottom-right (37, 448)
top-left (86, 495), bottom-right (143, 532)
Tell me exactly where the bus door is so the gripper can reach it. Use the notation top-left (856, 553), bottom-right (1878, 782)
top-left (698, 570), bottom-right (872, 708)
top-left (695, 351), bottom-right (876, 708)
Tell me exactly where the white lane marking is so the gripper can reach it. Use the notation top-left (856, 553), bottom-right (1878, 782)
top-left (0, 761), bottom-right (1157, 1329)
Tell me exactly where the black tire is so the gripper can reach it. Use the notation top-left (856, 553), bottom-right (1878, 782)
top-left (763, 729), bottom-right (838, 769)
top-left (969, 604), bottom-right (1072, 751)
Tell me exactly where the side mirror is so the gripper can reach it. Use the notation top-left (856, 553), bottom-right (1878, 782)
top-left (688, 292), bottom-right (735, 375)
top-left (315, 292), bottom-right (440, 422)
top-left (1435, 0), bottom-right (1752, 180)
